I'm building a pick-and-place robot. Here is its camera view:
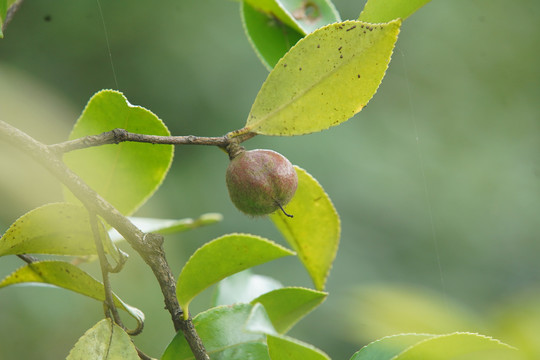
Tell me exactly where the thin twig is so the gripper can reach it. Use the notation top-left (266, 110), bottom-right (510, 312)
top-left (0, 120), bottom-right (210, 360)
top-left (17, 254), bottom-right (38, 264)
top-left (88, 209), bottom-right (125, 329)
top-left (136, 346), bottom-right (156, 360)
top-left (49, 128), bottom-right (257, 154)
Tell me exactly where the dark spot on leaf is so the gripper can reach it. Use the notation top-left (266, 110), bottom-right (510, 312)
top-left (299, 67), bottom-right (302, 71)
top-left (283, 63), bottom-right (287, 67)
top-left (44, 15), bottom-right (52, 22)
top-left (338, 46), bottom-right (342, 51)
top-left (346, 25), bottom-right (356, 31)
top-left (317, 44), bottom-right (320, 48)
top-left (340, 55), bottom-right (343, 58)
top-left (357, 74), bottom-right (361, 78)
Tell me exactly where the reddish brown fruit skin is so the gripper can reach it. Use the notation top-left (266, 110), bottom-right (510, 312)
top-left (226, 149), bottom-right (298, 216)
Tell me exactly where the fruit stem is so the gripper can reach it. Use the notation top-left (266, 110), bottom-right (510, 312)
top-left (226, 141), bottom-right (245, 160)
top-left (276, 202), bottom-right (293, 218)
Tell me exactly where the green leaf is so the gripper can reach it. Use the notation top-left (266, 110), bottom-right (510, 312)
top-left (0, 202), bottom-right (119, 260)
top-left (251, 287), bottom-right (327, 334)
top-left (0, 260), bottom-right (144, 325)
top-left (63, 90), bottom-right (173, 216)
top-left (359, 0), bottom-right (431, 23)
top-left (176, 233), bottom-right (295, 317)
top-left (350, 333), bottom-right (518, 360)
top-left (350, 334), bottom-right (432, 360)
top-left (243, 0), bottom-right (340, 35)
top-left (0, 0), bottom-right (17, 39)
top-left (244, 19), bottom-right (401, 136)
top-left (0, 1), bottom-right (6, 39)
top-left (162, 304), bottom-right (270, 360)
top-left (267, 334), bottom-right (330, 360)
top-left (67, 319), bottom-right (139, 360)
top-left (241, 0), bottom-right (340, 70)
top-left (270, 167), bottom-right (339, 290)
top-left (245, 302), bottom-right (279, 336)
top-left (108, 213), bottom-right (223, 242)
top-left (241, 1), bottom-right (303, 71)
top-left (214, 270), bottom-right (283, 306)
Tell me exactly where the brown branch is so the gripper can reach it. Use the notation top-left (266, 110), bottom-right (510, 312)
top-left (49, 128), bottom-right (257, 154)
top-left (0, 120), bottom-right (209, 360)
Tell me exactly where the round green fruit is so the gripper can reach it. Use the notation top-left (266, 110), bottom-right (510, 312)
top-left (226, 149), bottom-right (298, 216)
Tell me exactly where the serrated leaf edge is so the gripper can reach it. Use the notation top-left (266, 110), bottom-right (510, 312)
top-left (246, 19), bottom-right (402, 136)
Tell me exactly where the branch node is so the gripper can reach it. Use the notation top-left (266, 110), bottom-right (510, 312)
top-left (112, 128), bottom-right (128, 143)
top-left (143, 233), bottom-right (164, 247)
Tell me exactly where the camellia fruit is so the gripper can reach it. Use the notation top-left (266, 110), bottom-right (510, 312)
top-left (226, 149), bottom-right (298, 217)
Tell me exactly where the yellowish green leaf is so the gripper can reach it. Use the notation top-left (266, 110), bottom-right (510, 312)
top-left (251, 287), bottom-right (327, 333)
top-left (267, 334), bottom-right (330, 360)
top-left (270, 167), bottom-right (339, 290)
top-left (245, 19), bottom-right (401, 136)
top-left (67, 319), bottom-right (139, 360)
top-left (63, 90), bottom-right (173, 216)
top-left (0, 202), bottom-right (119, 261)
top-left (0, 261), bottom-right (144, 325)
top-left (359, 0), bottom-right (431, 23)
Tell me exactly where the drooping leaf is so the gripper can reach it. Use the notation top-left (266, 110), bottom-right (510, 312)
top-left (0, 202), bottom-right (120, 261)
top-left (241, 0), bottom-right (340, 70)
top-left (251, 287), bottom-right (327, 334)
top-left (0, 261), bottom-right (144, 325)
top-left (176, 233), bottom-right (294, 317)
top-left (350, 333), bottom-right (518, 360)
top-left (162, 304), bottom-right (270, 360)
top-left (359, 0), bottom-right (431, 23)
top-left (241, 1), bottom-right (303, 71)
top-left (270, 167), bottom-right (339, 290)
top-left (66, 319), bottom-right (139, 360)
top-left (214, 270), bottom-right (283, 306)
top-left (244, 19), bottom-right (401, 136)
top-left (267, 334), bottom-right (330, 360)
top-left (108, 213), bottom-right (223, 242)
top-left (63, 90), bottom-right (173, 216)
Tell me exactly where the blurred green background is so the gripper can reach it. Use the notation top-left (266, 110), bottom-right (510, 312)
top-left (1, 0), bottom-right (540, 359)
